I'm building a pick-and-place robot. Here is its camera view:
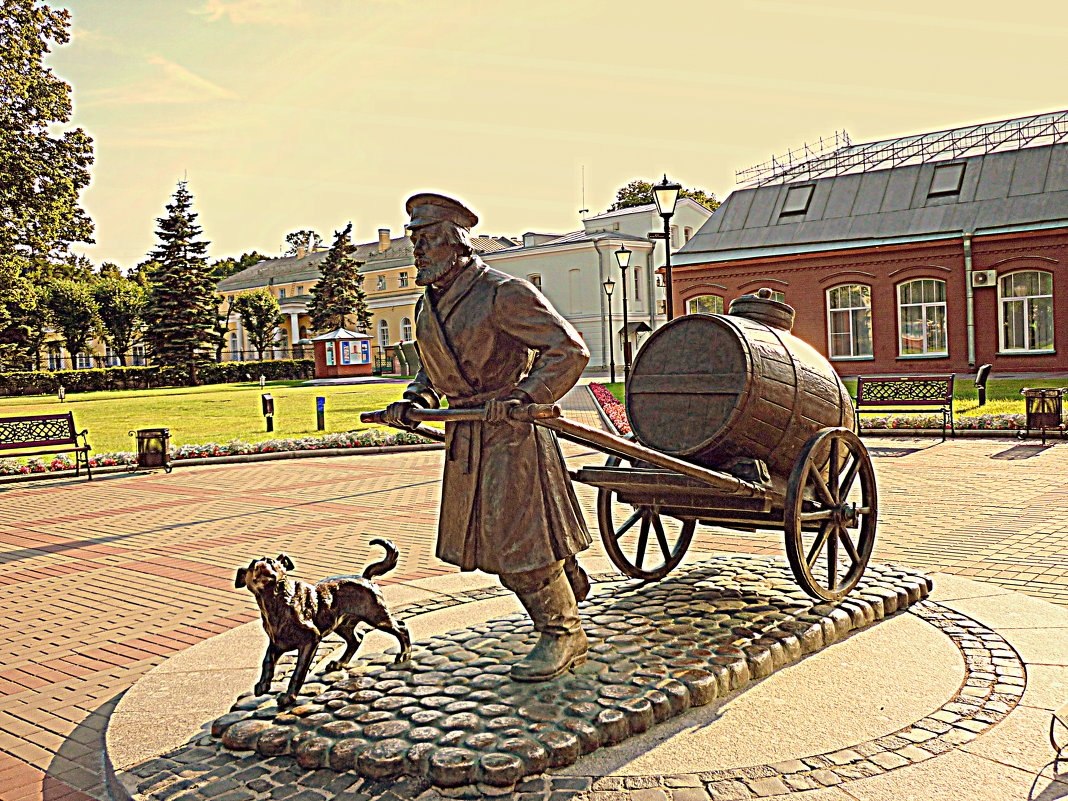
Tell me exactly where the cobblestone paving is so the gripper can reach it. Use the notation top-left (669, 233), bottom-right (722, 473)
top-left (1, 386), bottom-right (1067, 800)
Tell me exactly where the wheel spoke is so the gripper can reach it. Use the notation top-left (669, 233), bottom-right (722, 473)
top-left (808, 464), bottom-right (836, 506)
top-left (837, 455), bottom-right (861, 499)
top-left (826, 524), bottom-right (839, 590)
top-left (635, 516), bottom-right (650, 569)
top-left (800, 509), bottom-right (835, 522)
top-left (828, 438), bottom-right (841, 488)
top-left (839, 529), bottom-right (861, 566)
top-left (651, 515), bottom-right (672, 561)
top-left (614, 509), bottom-right (641, 541)
top-left (806, 521), bottom-right (830, 568)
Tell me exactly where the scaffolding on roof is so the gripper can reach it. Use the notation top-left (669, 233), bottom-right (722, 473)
top-left (736, 110), bottom-right (1068, 188)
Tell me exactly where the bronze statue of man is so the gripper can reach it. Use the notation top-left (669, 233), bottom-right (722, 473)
top-left (384, 192), bottom-right (592, 682)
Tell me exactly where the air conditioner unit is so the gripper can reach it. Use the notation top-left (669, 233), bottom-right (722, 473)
top-left (971, 270), bottom-right (997, 288)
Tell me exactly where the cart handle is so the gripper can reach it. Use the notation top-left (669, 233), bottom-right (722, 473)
top-left (360, 403), bottom-right (561, 427)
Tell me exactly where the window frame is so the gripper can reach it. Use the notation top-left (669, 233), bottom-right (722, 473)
top-left (378, 319), bottom-right (390, 350)
top-left (398, 271), bottom-right (409, 288)
top-left (685, 294), bottom-right (724, 315)
top-left (401, 317), bottom-right (413, 342)
top-left (780, 184), bottom-right (815, 218)
top-left (826, 284), bottom-right (874, 360)
top-left (998, 270), bottom-right (1055, 354)
top-left (896, 278), bottom-right (948, 358)
top-left (376, 275), bottom-right (386, 291)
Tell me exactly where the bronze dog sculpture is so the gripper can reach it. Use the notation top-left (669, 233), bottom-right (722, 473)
top-left (235, 538), bottom-right (412, 707)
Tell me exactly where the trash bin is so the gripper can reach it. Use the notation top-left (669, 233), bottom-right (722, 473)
top-left (1020, 388), bottom-right (1067, 444)
top-left (130, 428), bottom-right (172, 472)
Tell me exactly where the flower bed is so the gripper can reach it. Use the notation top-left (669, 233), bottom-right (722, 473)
top-left (0, 429), bottom-right (434, 477)
top-left (588, 383), bottom-right (1026, 435)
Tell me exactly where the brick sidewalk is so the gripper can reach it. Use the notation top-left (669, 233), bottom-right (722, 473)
top-left (2, 424), bottom-right (1067, 800)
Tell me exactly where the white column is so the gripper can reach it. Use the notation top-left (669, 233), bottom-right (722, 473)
top-left (235, 318), bottom-right (245, 360)
top-left (289, 312), bottom-right (300, 343)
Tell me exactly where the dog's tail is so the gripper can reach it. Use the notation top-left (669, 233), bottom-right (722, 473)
top-left (363, 538), bottom-right (399, 580)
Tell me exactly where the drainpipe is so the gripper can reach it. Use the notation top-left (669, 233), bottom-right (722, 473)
top-left (963, 231), bottom-right (975, 367)
top-left (594, 242), bottom-right (609, 371)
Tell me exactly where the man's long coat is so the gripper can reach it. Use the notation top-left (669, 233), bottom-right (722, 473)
top-left (405, 258), bottom-right (592, 575)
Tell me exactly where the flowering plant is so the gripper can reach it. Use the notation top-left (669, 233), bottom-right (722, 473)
top-left (860, 413), bottom-right (1025, 431)
top-left (589, 383), bottom-right (631, 435)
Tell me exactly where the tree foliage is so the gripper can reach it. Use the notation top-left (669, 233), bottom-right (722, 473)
top-left (92, 276), bottom-right (147, 366)
top-left (43, 277), bottom-right (100, 360)
top-left (210, 251), bottom-right (267, 284)
top-left (607, 179), bottom-right (720, 213)
top-left (284, 229), bottom-right (323, 256)
top-left (0, 256), bottom-right (44, 370)
top-left (144, 181), bottom-right (216, 383)
top-left (0, 1), bottom-right (94, 260)
top-left (308, 223), bottom-right (370, 333)
top-left (232, 289), bottom-right (284, 360)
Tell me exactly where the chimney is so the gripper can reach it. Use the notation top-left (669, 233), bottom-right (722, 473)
top-left (378, 228), bottom-right (390, 253)
top-left (295, 245), bottom-right (307, 260)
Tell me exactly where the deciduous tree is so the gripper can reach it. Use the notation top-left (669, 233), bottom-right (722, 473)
top-left (144, 181), bottom-right (216, 383)
top-left (308, 223), bottom-right (370, 333)
top-left (608, 179), bottom-right (720, 213)
top-left (43, 278), bottom-right (100, 362)
top-left (93, 276), bottom-right (147, 366)
top-left (232, 289), bottom-right (284, 360)
top-left (284, 230), bottom-right (323, 256)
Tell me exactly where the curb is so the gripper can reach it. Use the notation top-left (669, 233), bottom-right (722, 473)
top-left (0, 443), bottom-right (445, 486)
top-left (860, 428), bottom-right (1046, 439)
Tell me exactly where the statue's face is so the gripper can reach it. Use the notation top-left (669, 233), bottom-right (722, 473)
top-left (412, 222), bottom-right (465, 286)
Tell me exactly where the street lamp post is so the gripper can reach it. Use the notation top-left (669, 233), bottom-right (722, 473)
top-left (602, 277), bottom-right (616, 384)
top-left (652, 175), bottom-right (682, 320)
top-left (615, 244), bottom-right (632, 383)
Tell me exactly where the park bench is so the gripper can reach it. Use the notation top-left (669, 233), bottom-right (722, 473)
top-left (0, 411), bottom-right (93, 479)
top-left (854, 373), bottom-right (955, 441)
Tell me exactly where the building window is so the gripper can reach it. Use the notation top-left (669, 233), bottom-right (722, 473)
top-left (278, 288), bottom-right (286, 299)
top-left (670, 225), bottom-right (679, 247)
top-left (633, 266), bottom-right (642, 301)
top-left (780, 184), bottom-right (815, 217)
top-left (132, 344), bottom-right (146, 366)
top-left (378, 319), bottom-right (390, 349)
top-left (686, 295), bottom-right (723, 315)
top-left (325, 342), bottom-right (335, 366)
top-left (827, 284), bottom-right (873, 359)
top-left (897, 279), bottom-right (947, 356)
top-left (929, 163), bottom-right (965, 198)
top-left (527, 274), bottom-right (542, 289)
top-left (999, 270), bottom-right (1054, 353)
top-left (770, 290), bottom-right (786, 303)
top-left (377, 275), bottom-right (386, 291)
top-left (105, 347), bottom-right (120, 367)
top-left (75, 352), bottom-right (92, 369)
top-left (684, 226), bottom-right (693, 242)
top-left (229, 333), bottom-right (239, 360)
top-left (401, 317), bottom-right (413, 341)
top-left (296, 286), bottom-right (304, 296)
top-left (398, 272), bottom-right (409, 288)
top-left (47, 347), bottom-right (63, 371)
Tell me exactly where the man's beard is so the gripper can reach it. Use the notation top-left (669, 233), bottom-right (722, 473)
top-left (415, 259), bottom-right (457, 286)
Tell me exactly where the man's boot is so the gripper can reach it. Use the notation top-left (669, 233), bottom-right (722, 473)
top-left (501, 564), bottom-right (588, 682)
top-left (564, 555), bottom-right (591, 602)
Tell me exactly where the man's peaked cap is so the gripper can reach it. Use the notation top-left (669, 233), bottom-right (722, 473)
top-left (405, 192), bottom-right (479, 230)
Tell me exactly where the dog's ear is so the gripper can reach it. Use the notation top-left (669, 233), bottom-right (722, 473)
top-left (278, 554), bottom-right (294, 570)
top-left (234, 567), bottom-right (248, 589)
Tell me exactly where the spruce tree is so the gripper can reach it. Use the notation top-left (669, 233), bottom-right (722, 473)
top-left (144, 181), bottom-right (216, 383)
top-left (308, 223), bottom-right (371, 332)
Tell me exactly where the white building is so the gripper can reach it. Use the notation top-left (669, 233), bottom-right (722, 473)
top-left (483, 199), bottom-right (713, 372)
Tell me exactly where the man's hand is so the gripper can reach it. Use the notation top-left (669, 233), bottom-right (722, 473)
top-left (484, 398), bottom-right (522, 424)
top-left (382, 400), bottom-right (416, 430)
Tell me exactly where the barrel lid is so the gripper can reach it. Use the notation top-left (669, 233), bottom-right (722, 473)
top-left (728, 288), bottom-right (795, 331)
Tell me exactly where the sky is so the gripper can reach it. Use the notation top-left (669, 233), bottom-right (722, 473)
top-left (47, 0), bottom-right (1068, 269)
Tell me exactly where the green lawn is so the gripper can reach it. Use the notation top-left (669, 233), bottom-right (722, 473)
top-left (0, 381), bottom-right (414, 454)
top-left (599, 378), bottom-right (1068, 417)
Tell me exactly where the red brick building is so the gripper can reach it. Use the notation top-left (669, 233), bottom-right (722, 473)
top-left (672, 112), bottom-right (1068, 376)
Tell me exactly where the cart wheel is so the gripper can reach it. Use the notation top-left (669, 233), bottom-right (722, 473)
top-left (597, 455), bottom-right (696, 581)
top-left (784, 427), bottom-right (877, 601)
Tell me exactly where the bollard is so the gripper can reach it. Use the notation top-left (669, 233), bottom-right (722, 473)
top-left (316, 396), bottom-right (326, 431)
top-left (261, 393), bottom-right (274, 433)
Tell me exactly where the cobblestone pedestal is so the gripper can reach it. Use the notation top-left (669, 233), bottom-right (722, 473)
top-left (197, 556), bottom-right (932, 792)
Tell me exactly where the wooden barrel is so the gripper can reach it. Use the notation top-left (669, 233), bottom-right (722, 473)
top-left (626, 294), bottom-right (854, 479)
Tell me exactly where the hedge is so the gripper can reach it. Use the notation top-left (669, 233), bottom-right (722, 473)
top-left (0, 359), bottom-right (315, 397)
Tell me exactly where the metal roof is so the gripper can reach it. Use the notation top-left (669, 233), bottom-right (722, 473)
top-left (677, 140), bottom-right (1068, 265)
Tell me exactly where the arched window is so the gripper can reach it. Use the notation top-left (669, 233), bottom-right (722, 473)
top-left (897, 279), bottom-right (947, 356)
top-left (378, 319), bottom-right (390, 349)
top-left (401, 317), bottom-right (413, 341)
top-left (685, 295), bottom-right (723, 315)
top-left (1000, 270), bottom-right (1054, 352)
top-left (826, 284), bottom-right (872, 358)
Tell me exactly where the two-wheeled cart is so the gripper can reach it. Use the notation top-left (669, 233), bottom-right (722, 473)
top-left (364, 290), bottom-right (878, 602)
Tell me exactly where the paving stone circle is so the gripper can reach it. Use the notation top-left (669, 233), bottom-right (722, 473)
top-left (118, 556), bottom-right (1027, 801)
top-left (205, 556), bottom-right (934, 792)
